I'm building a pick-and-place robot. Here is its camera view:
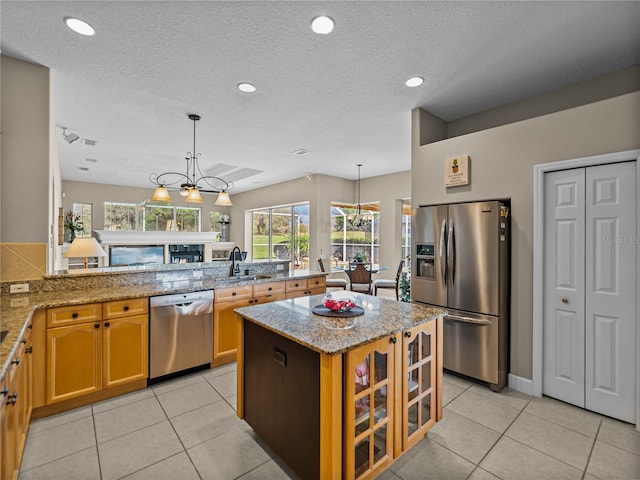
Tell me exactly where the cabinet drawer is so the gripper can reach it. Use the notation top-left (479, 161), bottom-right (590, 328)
top-left (253, 281), bottom-right (285, 297)
top-left (216, 285), bottom-right (253, 302)
top-left (307, 276), bottom-right (326, 289)
top-left (284, 279), bottom-right (308, 293)
top-left (47, 303), bottom-right (102, 328)
top-left (103, 298), bottom-right (149, 319)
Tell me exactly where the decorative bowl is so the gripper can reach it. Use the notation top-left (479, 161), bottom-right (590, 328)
top-left (323, 295), bottom-right (356, 312)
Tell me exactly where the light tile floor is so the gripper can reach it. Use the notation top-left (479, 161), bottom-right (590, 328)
top-left (19, 364), bottom-right (640, 479)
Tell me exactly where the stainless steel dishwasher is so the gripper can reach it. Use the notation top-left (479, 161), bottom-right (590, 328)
top-left (149, 290), bottom-right (214, 380)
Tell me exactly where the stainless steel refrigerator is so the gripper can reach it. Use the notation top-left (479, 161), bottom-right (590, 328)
top-left (412, 201), bottom-right (510, 391)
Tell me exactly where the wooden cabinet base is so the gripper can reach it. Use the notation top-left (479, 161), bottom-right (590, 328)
top-left (31, 379), bottom-right (147, 421)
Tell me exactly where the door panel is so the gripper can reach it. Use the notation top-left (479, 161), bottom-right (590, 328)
top-left (585, 162), bottom-right (636, 422)
top-left (448, 202), bottom-right (500, 315)
top-left (543, 168), bottom-right (586, 407)
top-left (412, 206), bottom-right (447, 307)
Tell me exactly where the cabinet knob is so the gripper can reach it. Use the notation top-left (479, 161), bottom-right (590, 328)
top-left (26, 346), bottom-right (33, 354)
top-left (94, 323), bottom-right (100, 329)
top-left (561, 297), bottom-right (569, 304)
top-left (9, 392), bottom-right (17, 405)
top-left (1, 387), bottom-right (8, 396)
top-left (390, 337), bottom-right (397, 344)
top-left (12, 358), bottom-right (20, 365)
top-left (104, 322), bottom-right (110, 328)
top-left (268, 287), bottom-right (273, 291)
top-left (124, 305), bottom-right (130, 311)
top-left (295, 283), bottom-right (299, 287)
top-left (72, 312), bottom-right (79, 318)
top-left (232, 292), bottom-right (237, 296)
top-left (20, 338), bottom-right (27, 344)
top-left (405, 331), bottom-right (412, 338)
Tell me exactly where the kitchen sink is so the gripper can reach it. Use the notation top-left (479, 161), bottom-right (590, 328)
top-left (216, 274), bottom-right (272, 283)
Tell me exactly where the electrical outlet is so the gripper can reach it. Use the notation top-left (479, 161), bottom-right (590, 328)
top-left (192, 270), bottom-right (203, 279)
top-left (277, 264), bottom-right (284, 271)
top-left (10, 283), bottom-right (29, 294)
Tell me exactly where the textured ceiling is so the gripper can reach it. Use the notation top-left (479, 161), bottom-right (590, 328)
top-left (2, 1), bottom-right (639, 194)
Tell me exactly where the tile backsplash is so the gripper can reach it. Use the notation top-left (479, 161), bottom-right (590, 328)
top-left (0, 243), bottom-right (46, 283)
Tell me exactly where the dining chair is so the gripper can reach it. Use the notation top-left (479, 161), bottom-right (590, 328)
top-left (373, 259), bottom-right (404, 300)
top-left (345, 262), bottom-right (373, 294)
top-left (317, 258), bottom-right (347, 290)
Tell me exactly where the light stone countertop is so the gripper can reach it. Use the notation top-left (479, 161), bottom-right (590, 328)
top-left (0, 270), bottom-right (326, 380)
top-left (235, 293), bottom-right (447, 355)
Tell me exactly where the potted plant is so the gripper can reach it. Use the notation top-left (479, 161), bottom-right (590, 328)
top-left (399, 272), bottom-right (411, 302)
top-left (64, 211), bottom-right (85, 242)
top-left (352, 252), bottom-right (367, 263)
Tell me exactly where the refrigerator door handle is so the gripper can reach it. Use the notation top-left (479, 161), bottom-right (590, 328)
top-left (448, 220), bottom-right (455, 286)
top-left (440, 219), bottom-right (447, 286)
top-left (446, 314), bottom-right (492, 326)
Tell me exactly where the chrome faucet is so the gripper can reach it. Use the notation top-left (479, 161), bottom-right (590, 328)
top-left (229, 247), bottom-right (242, 277)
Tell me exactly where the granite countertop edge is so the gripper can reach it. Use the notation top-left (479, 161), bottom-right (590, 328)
top-left (235, 294), bottom-right (447, 356)
top-left (0, 271), bottom-right (325, 380)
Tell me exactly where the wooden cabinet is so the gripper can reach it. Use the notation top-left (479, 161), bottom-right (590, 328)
top-left (401, 322), bottom-right (436, 450)
top-left (213, 282), bottom-right (286, 366)
top-left (285, 277), bottom-right (326, 299)
top-left (46, 299), bottom-right (148, 404)
top-left (343, 322), bottom-right (436, 480)
top-left (344, 335), bottom-right (397, 480)
top-left (1, 326), bottom-right (33, 480)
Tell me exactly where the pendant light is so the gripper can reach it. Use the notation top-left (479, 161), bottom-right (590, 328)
top-left (149, 114), bottom-right (234, 205)
top-left (349, 164), bottom-right (365, 227)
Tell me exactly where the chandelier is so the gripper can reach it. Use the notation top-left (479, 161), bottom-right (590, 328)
top-left (149, 114), bottom-right (233, 206)
top-left (348, 163), bottom-right (368, 227)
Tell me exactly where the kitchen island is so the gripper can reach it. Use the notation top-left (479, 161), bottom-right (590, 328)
top-left (235, 294), bottom-right (447, 480)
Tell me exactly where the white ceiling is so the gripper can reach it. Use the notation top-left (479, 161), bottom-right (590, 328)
top-left (2, 1), bottom-right (639, 195)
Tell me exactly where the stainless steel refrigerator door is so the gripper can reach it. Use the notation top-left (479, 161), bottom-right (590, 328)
top-left (448, 202), bottom-right (500, 315)
top-left (412, 205), bottom-right (448, 307)
top-left (443, 308), bottom-right (499, 385)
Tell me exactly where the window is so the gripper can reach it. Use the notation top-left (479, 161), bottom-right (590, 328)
top-left (72, 203), bottom-right (92, 238)
top-left (330, 203), bottom-right (380, 266)
top-left (104, 202), bottom-right (201, 231)
top-left (401, 199), bottom-right (411, 264)
top-left (250, 203), bottom-right (309, 270)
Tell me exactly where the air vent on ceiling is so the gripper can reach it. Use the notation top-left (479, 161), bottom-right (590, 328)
top-left (82, 139), bottom-right (97, 146)
top-left (292, 149), bottom-right (310, 156)
top-left (85, 158), bottom-right (98, 163)
top-left (78, 166), bottom-right (90, 171)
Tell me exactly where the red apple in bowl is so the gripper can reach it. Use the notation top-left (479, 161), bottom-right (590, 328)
top-left (323, 295), bottom-right (356, 312)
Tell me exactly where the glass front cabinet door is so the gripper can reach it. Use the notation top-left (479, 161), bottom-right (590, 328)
top-left (402, 322), bottom-right (436, 450)
top-left (344, 335), bottom-right (396, 480)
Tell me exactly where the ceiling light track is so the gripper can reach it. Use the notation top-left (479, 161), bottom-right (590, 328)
top-left (149, 114), bottom-right (234, 206)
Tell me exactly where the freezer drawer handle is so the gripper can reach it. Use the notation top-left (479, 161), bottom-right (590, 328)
top-left (446, 314), bottom-right (492, 326)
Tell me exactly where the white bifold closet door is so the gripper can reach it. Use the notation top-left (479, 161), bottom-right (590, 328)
top-left (543, 161), bottom-right (637, 423)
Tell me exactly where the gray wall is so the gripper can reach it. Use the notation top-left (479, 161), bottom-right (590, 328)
top-left (411, 90), bottom-right (640, 380)
top-left (1, 55), bottom-right (51, 243)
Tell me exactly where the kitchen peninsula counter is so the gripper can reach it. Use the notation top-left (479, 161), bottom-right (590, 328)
top-left (0, 269), bottom-right (325, 379)
top-left (235, 294), bottom-right (446, 480)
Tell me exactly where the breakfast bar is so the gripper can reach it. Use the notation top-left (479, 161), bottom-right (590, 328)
top-left (235, 294), bottom-right (447, 480)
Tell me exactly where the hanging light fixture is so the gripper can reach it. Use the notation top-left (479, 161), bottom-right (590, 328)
top-left (349, 163), bottom-right (366, 227)
top-left (149, 114), bottom-right (234, 205)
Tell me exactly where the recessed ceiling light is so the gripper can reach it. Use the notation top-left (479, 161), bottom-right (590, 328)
top-left (310, 16), bottom-right (334, 34)
top-left (237, 83), bottom-right (256, 93)
top-left (405, 76), bottom-right (424, 88)
top-left (64, 17), bottom-right (95, 36)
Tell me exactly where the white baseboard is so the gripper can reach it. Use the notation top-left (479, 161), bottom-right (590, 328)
top-left (508, 373), bottom-right (535, 396)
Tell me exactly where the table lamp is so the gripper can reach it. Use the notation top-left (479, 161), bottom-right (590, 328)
top-left (63, 237), bottom-right (107, 269)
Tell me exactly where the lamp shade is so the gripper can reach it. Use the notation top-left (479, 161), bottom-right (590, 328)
top-left (185, 188), bottom-right (204, 203)
top-left (215, 191), bottom-right (233, 206)
top-left (64, 237), bottom-right (107, 259)
top-left (151, 186), bottom-right (172, 202)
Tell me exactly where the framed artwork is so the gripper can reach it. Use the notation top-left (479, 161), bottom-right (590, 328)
top-left (445, 155), bottom-right (470, 187)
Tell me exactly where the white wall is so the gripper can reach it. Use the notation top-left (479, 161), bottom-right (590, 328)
top-left (1, 55), bottom-right (51, 243)
top-left (412, 91), bottom-right (640, 379)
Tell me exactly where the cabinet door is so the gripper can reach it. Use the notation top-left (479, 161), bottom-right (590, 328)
top-left (252, 292), bottom-right (286, 305)
top-left (103, 297), bottom-right (148, 320)
top-left (402, 322), bottom-right (436, 450)
top-left (47, 322), bottom-right (102, 403)
top-left (344, 336), bottom-right (397, 480)
top-left (1, 363), bottom-right (18, 480)
top-left (213, 298), bottom-right (251, 366)
top-left (103, 315), bottom-right (149, 388)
